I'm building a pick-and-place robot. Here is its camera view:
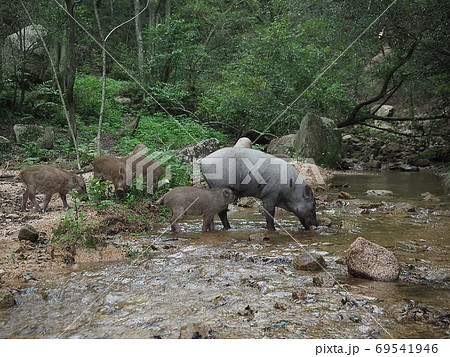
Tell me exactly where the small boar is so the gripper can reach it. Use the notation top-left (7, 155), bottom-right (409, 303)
top-left (121, 144), bottom-right (165, 189)
top-left (20, 164), bottom-right (87, 212)
top-left (157, 186), bottom-right (237, 233)
top-left (93, 155), bottom-right (128, 196)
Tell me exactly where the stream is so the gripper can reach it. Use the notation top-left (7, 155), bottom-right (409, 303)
top-left (0, 170), bottom-right (448, 338)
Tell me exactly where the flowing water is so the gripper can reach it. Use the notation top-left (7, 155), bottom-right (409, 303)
top-left (0, 170), bottom-right (448, 339)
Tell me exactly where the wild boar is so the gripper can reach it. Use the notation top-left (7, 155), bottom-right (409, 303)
top-left (156, 186), bottom-right (237, 233)
top-left (93, 155), bottom-right (128, 196)
top-left (121, 144), bottom-right (165, 190)
top-left (200, 147), bottom-right (317, 230)
top-left (20, 164), bottom-right (87, 212)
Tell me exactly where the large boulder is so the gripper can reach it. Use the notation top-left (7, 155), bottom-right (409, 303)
top-left (266, 134), bottom-right (296, 156)
top-left (13, 124), bottom-right (55, 149)
top-left (346, 237), bottom-right (400, 281)
top-left (177, 138), bottom-right (220, 163)
top-left (293, 113), bottom-right (342, 167)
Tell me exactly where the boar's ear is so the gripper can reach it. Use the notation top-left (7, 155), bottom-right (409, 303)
top-left (223, 189), bottom-right (230, 198)
top-left (303, 185), bottom-right (313, 199)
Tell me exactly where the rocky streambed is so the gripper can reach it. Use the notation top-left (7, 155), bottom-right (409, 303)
top-left (0, 170), bottom-right (448, 338)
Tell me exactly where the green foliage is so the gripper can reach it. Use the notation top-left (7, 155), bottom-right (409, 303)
top-left (116, 112), bottom-right (227, 154)
top-left (86, 179), bottom-right (118, 211)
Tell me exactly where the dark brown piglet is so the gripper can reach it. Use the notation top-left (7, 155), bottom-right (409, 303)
top-left (156, 186), bottom-right (236, 233)
top-left (20, 164), bottom-right (87, 212)
top-left (93, 155), bottom-right (128, 196)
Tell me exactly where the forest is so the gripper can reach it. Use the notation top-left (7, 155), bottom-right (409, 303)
top-left (0, 0), bottom-right (448, 167)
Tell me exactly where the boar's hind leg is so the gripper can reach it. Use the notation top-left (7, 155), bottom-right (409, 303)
top-left (59, 194), bottom-right (70, 209)
top-left (262, 200), bottom-right (276, 231)
top-left (27, 190), bottom-right (43, 212)
top-left (202, 215), bottom-right (214, 233)
top-left (218, 208), bottom-right (231, 230)
top-left (170, 209), bottom-right (183, 233)
top-left (41, 193), bottom-right (55, 212)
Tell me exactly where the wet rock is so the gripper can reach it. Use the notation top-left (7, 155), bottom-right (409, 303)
top-left (249, 232), bottom-right (270, 242)
top-left (346, 237), bottom-right (400, 281)
top-left (18, 224), bottom-right (39, 243)
top-left (395, 240), bottom-right (428, 253)
top-left (0, 288), bottom-right (15, 308)
top-left (318, 217), bottom-right (332, 227)
top-left (291, 290), bottom-right (307, 301)
top-left (274, 302), bottom-right (288, 310)
top-left (292, 253), bottom-right (326, 271)
top-left (74, 245), bottom-right (125, 263)
top-left (365, 159), bottom-right (381, 170)
top-left (366, 189), bottom-right (393, 196)
top-left (211, 295), bottom-right (227, 307)
top-left (338, 191), bottom-right (352, 199)
top-left (312, 272), bottom-right (336, 287)
top-left (421, 192), bottom-right (440, 202)
top-left (238, 305), bottom-right (256, 320)
top-left (179, 323), bottom-right (211, 339)
top-left (399, 164), bottom-right (419, 172)
top-left (407, 154), bottom-right (430, 167)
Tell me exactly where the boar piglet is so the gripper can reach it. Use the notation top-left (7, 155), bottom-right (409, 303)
top-left (20, 164), bottom-right (87, 212)
top-left (93, 155), bottom-right (128, 197)
top-left (157, 187), bottom-right (236, 233)
top-left (121, 144), bottom-right (165, 189)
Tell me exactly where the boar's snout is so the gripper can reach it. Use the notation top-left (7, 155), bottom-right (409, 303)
top-left (116, 187), bottom-right (126, 198)
top-left (300, 215), bottom-right (317, 230)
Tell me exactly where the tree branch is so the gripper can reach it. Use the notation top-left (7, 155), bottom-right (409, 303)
top-left (338, 42), bottom-right (418, 128)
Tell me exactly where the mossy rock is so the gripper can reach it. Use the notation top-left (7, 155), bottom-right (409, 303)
top-left (293, 113), bottom-right (342, 167)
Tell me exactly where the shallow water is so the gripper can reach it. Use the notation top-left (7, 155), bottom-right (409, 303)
top-left (0, 170), bottom-right (448, 339)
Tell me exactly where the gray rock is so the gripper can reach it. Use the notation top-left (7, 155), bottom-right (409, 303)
top-left (13, 124), bottom-right (55, 149)
top-left (346, 237), bottom-right (400, 281)
top-left (292, 253), bottom-right (326, 271)
top-left (18, 224), bottom-right (39, 242)
top-left (371, 105), bottom-right (394, 117)
top-left (312, 272), bottom-right (336, 287)
top-left (266, 134), bottom-right (296, 156)
top-left (366, 189), bottom-right (393, 196)
top-left (0, 136), bottom-right (11, 152)
top-left (293, 113), bottom-right (342, 167)
top-left (177, 138), bottom-right (220, 163)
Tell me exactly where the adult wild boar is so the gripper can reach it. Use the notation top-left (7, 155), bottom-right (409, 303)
top-left (157, 186), bottom-right (236, 233)
top-left (93, 155), bottom-right (128, 196)
top-left (20, 164), bottom-right (87, 212)
top-left (121, 144), bottom-right (165, 190)
top-left (200, 148), bottom-right (317, 230)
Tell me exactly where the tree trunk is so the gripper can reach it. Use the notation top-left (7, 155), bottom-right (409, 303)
top-left (65, 0), bottom-right (77, 139)
top-left (165, 0), bottom-right (171, 24)
top-left (93, 0), bottom-right (106, 157)
top-left (134, 0), bottom-right (144, 82)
